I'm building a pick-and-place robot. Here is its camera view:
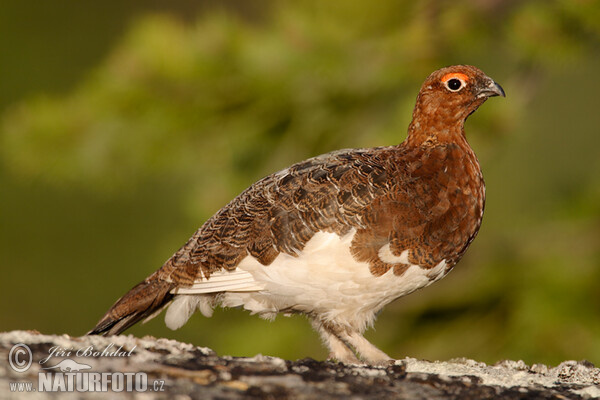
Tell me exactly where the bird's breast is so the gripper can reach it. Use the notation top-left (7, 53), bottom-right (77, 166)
top-left (349, 142), bottom-right (485, 274)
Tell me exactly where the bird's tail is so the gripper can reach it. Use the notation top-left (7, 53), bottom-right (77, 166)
top-left (87, 279), bottom-right (174, 336)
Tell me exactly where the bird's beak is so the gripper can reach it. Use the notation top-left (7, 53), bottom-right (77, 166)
top-left (479, 79), bottom-right (506, 98)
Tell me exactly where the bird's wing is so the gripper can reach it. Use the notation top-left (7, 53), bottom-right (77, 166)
top-left (156, 146), bottom-right (402, 293)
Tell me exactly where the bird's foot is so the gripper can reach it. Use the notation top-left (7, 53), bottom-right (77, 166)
top-left (366, 357), bottom-right (396, 367)
top-left (327, 351), bottom-right (360, 365)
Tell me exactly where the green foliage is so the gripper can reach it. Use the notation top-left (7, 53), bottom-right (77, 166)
top-left (1, 0), bottom-right (599, 365)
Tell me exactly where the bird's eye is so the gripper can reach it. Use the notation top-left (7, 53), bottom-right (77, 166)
top-left (446, 78), bottom-right (463, 92)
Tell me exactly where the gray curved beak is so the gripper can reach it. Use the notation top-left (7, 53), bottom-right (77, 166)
top-left (480, 79), bottom-right (506, 98)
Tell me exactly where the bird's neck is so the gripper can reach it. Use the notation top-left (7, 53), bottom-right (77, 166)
top-left (404, 93), bottom-right (473, 148)
top-left (404, 117), bottom-right (467, 149)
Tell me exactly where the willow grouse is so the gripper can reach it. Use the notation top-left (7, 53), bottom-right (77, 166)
top-left (89, 65), bottom-right (505, 365)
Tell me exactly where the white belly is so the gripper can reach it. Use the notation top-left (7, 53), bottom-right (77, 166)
top-left (166, 229), bottom-right (448, 333)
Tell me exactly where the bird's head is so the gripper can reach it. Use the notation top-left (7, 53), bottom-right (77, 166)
top-left (407, 65), bottom-right (505, 144)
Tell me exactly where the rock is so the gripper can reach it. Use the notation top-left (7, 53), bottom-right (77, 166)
top-left (1, 330), bottom-right (598, 399)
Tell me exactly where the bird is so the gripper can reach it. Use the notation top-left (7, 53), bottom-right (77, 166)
top-left (89, 65), bottom-right (505, 365)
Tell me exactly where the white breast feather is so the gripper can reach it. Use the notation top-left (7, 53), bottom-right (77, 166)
top-left (378, 245), bottom-right (410, 264)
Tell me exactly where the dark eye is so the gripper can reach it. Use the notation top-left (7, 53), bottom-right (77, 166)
top-left (446, 78), bottom-right (463, 91)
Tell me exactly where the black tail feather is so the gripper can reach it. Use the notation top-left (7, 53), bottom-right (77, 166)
top-left (88, 279), bottom-right (174, 336)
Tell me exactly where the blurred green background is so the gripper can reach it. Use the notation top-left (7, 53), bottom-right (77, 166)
top-left (1, 0), bottom-right (599, 366)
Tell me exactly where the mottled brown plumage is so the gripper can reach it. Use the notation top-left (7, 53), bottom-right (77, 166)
top-left (89, 65), bottom-right (504, 365)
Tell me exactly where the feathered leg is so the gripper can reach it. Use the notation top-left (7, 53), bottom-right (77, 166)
top-left (311, 319), bottom-right (359, 364)
top-left (340, 329), bottom-right (393, 366)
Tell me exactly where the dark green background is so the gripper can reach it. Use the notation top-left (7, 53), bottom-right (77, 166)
top-left (1, 0), bottom-right (599, 366)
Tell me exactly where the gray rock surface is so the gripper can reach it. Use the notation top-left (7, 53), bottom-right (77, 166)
top-left (1, 330), bottom-right (598, 399)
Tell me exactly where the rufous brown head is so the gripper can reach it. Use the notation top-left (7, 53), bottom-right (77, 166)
top-left (408, 65), bottom-right (505, 143)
